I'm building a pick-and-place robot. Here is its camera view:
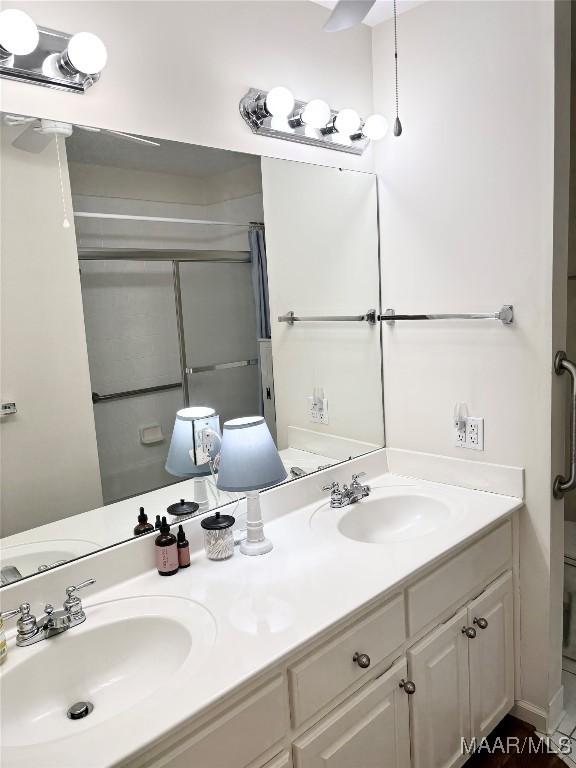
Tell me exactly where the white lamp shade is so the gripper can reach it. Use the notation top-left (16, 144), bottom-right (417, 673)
top-left (216, 416), bottom-right (287, 492)
top-left (165, 407), bottom-right (219, 478)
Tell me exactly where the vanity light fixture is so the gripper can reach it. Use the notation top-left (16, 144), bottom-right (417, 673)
top-left (358, 114), bottom-right (389, 141)
top-left (290, 98), bottom-right (331, 130)
top-left (240, 87), bottom-right (382, 155)
top-left (0, 9), bottom-right (39, 58)
top-left (0, 10), bottom-right (107, 92)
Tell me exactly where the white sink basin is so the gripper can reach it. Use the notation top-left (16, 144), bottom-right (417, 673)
top-left (311, 487), bottom-right (458, 544)
top-left (0, 539), bottom-right (99, 580)
top-left (338, 493), bottom-right (453, 543)
top-left (1, 595), bottom-right (216, 747)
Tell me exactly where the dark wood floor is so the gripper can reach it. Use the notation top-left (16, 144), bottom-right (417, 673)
top-left (467, 716), bottom-right (568, 767)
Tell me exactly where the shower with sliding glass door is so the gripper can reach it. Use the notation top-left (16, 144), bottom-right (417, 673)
top-left (79, 244), bottom-right (273, 505)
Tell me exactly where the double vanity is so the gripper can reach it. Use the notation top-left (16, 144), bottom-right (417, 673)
top-left (0, 452), bottom-right (522, 768)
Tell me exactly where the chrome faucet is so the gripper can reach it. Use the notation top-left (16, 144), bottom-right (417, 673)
top-left (323, 473), bottom-right (371, 508)
top-left (1, 578), bottom-right (95, 647)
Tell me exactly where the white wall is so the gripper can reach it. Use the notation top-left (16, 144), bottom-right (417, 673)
top-left (0, 125), bottom-right (103, 536)
top-left (372, 0), bottom-right (566, 728)
top-left (3, 1), bottom-right (373, 172)
top-left (262, 158), bottom-right (384, 454)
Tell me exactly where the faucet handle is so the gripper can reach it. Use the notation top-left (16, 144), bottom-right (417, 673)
top-left (351, 472), bottom-right (367, 485)
top-left (322, 481), bottom-right (340, 493)
top-left (1, 602), bottom-right (39, 641)
top-left (1, 603), bottom-right (27, 622)
top-left (64, 579), bottom-right (95, 621)
top-left (65, 578), bottom-right (96, 599)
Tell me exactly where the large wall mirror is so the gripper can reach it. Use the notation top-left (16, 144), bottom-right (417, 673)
top-left (0, 114), bottom-right (384, 586)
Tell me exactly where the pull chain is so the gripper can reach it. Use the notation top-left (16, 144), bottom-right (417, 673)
top-left (393, 0), bottom-right (402, 136)
top-left (55, 135), bottom-right (71, 229)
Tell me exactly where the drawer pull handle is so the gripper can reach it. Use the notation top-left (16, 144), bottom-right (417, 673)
top-left (473, 617), bottom-right (488, 630)
top-left (399, 679), bottom-right (416, 695)
top-left (352, 652), bottom-right (371, 669)
top-left (462, 626), bottom-right (477, 639)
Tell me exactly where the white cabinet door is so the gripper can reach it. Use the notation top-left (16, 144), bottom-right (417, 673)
top-left (293, 659), bottom-right (410, 768)
top-left (408, 608), bottom-right (471, 768)
top-left (467, 571), bottom-right (514, 740)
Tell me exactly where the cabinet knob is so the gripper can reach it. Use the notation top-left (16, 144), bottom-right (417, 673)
top-left (399, 679), bottom-right (416, 695)
top-left (473, 617), bottom-right (488, 630)
top-left (462, 626), bottom-right (477, 639)
top-left (352, 652), bottom-right (371, 669)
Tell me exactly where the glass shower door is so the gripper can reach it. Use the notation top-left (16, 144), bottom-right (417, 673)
top-left (178, 261), bottom-right (260, 427)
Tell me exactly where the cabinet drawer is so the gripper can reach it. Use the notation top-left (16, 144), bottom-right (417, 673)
top-left (150, 676), bottom-right (288, 768)
top-left (293, 658), bottom-right (410, 768)
top-left (289, 595), bottom-right (405, 727)
top-left (407, 521), bottom-right (512, 636)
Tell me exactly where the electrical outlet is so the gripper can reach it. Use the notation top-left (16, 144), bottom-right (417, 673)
top-left (466, 417), bottom-right (484, 450)
top-left (454, 410), bottom-right (484, 451)
top-left (307, 395), bottom-right (329, 424)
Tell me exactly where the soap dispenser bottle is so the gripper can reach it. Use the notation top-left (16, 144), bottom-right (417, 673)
top-left (134, 507), bottom-right (154, 536)
top-left (155, 517), bottom-right (179, 576)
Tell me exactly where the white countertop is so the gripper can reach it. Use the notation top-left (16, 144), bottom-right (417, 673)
top-left (1, 471), bottom-right (522, 768)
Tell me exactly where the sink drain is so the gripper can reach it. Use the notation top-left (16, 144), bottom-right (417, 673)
top-left (67, 701), bottom-right (94, 720)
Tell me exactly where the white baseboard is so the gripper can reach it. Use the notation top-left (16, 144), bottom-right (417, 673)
top-left (512, 697), bottom-right (559, 734)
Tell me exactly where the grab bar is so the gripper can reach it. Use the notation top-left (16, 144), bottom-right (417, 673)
top-left (278, 310), bottom-right (377, 325)
top-left (92, 382), bottom-right (182, 403)
top-left (553, 351), bottom-right (576, 499)
top-left (186, 359), bottom-right (258, 374)
top-left (382, 306), bottom-right (514, 325)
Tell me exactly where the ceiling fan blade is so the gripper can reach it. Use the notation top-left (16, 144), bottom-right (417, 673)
top-left (4, 114), bottom-right (37, 127)
top-left (104, 130), bottom-right (160, 147)
top-left (323, 0), bottom-right (376, 31)
top-left (12, 124), bottom-right (53, 153)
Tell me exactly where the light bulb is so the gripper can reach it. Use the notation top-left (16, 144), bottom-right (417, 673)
top-left (301, 99), bottom-right (331, 130)
top-left (363, 114), bottom-right (388, 140)
top-left (66, 32), bottom-right (107, 75)
top-left (0, 9), bottom-right (39, 56)
top-left (334, 108), bottom-right (361, 136)
top-left (265, 86), bottom-right (294, 118)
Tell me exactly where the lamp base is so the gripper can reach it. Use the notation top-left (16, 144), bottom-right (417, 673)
top-left (240, 536), bottom-right (273, 556)
top-left (240, 490), bottom-right (273, 557)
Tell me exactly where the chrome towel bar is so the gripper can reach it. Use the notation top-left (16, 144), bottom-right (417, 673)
top-left (278, 310), bottom-right (378, 325)
top-left (186, 359), bottom-right (258, 374)
top-left (383, 306), bottom-right (514, 325)
top-left (553, 351), bottom-right (576, 499)
top-left (92, 382), bottom-right (182, 403)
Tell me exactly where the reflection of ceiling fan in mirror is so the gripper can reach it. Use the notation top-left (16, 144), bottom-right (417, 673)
top-left (3, 115), bottom-right (160, 153)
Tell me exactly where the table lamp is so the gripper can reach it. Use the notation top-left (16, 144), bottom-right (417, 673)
top-left (165, 406), bottom-right (220, 509)
top-left (216, 416), bottom-right (287, 556)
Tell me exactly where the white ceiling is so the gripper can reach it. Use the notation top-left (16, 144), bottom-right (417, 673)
top-left (65, 129), bottom-right (259, 178)
top-left (311, 0), bottom-right (426, 27)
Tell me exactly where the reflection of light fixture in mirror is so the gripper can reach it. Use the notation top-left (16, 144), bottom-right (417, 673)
top-left (217, 416), bottom-right (287, 556)
top-left (0, 9), bottom-right (39, 59)
top-left (165, 407), bottom-right (221, 511)
top-left (355, 114), bottom-right (389, 141)
top-left (290, 99), bottom-right (331, 130)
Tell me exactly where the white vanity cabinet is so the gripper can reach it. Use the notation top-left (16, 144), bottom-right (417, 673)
top-left (407, 570), bottom-right (514, 768)
top-left (137, 520), bottom-right (515, 768)
top-left (292, 659), bottom-right (411, 768)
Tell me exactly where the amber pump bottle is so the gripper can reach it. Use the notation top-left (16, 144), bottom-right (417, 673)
top-left (155, 517), bottom-right (179, 576)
